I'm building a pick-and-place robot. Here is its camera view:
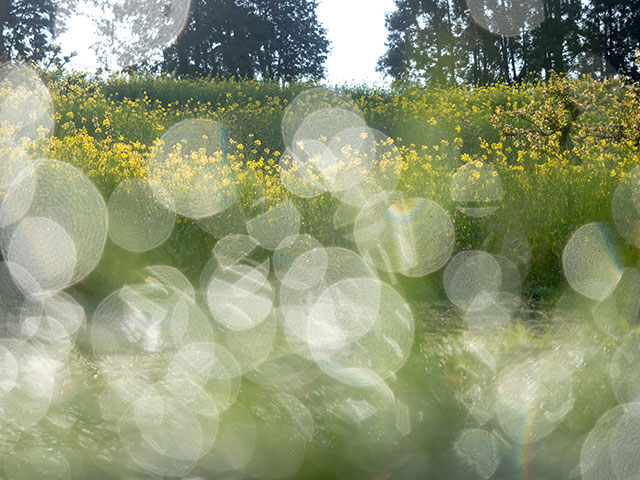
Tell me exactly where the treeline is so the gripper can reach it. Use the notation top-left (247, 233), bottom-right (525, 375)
top-left (0, 0), bottom-right (329, 81)
top-left (1, 1), bottom-right (639, 86)
top-left (378, 0), bottom-right (640, 84)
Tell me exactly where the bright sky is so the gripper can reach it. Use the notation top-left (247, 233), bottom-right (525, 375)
top-left (57, 0), bottom-right (395, 86)
top-left (317, 0), bottom-right (395, 86)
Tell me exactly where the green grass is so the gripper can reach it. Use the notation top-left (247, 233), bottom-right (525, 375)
top-left (2, 71), bottom-right (640, 478)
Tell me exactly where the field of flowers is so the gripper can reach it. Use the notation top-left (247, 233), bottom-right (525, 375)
top-left (42, 71), bottom-right (640, 298)
top-left (2, 64), bottom-right (640, 479)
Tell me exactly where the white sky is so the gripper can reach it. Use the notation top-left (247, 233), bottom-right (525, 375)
top-left (317, 0), bottom-right (395, 86)
top-left (57, 0), bottom-right (395, 86)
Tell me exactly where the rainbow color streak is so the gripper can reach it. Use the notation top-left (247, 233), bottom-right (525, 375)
top-left (515, 409), bottom-right (537, 480)
top-left (386, 198), bottom-right (424, 223)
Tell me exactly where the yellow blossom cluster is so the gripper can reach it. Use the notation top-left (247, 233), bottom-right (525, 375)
top-left (25, 72), bottom-right (637, 288)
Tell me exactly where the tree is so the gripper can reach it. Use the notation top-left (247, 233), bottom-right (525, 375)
top-left (378, 0), bottom-right (639, 85)
top-left (161, 0), bottom-right (329, 81)
top-left (378, 0), bottom-right (463, 85)
top-left (581, 0), bottom-right (640, 80)
top-left (522, 0), bottom-right (582, 77)
top-left (0, 0), bottom-right (56, 63)
top-left (378, 0), bottom-right (522, 85)
top-left (84, 0), bottom-right (194, 72)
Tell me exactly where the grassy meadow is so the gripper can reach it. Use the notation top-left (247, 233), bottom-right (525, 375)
top-left (44, 72), bottom-right (640, 299)
top-left (2, 68), bottom-right (640, 479)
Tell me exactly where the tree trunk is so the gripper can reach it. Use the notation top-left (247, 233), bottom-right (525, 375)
top-left (0, 0), bottom-right (10, 62)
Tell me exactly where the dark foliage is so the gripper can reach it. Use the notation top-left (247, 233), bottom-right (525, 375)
top-left (0, 0), bottom-right (56, 63)
top-left (161, 0), bottom-right (329, 81)
top-left (379, 0), bottom-right (640, 85)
